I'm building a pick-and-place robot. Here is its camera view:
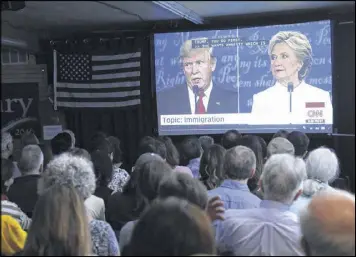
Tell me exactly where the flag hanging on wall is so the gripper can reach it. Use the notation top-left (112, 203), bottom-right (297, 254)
top-left (53, 50), bottom-right (141, 109)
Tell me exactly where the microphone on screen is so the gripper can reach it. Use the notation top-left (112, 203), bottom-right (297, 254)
top-left (288, 82), bottom-right (293, 113)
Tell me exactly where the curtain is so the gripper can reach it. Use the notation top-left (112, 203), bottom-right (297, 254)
top-left (48, 33), bottom-right (155, 169)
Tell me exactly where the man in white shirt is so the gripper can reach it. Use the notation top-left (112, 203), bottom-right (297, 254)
top-left (157, 38), bottom-right (238, 115)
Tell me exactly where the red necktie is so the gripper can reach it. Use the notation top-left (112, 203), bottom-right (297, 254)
top-left (196, 91), bottom-right (206, 114)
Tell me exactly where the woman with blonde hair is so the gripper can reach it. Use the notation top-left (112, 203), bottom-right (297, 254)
top-left (251, 30), bottom-right (332, 123)
top-left (22, 184), bottom-right (91, 256)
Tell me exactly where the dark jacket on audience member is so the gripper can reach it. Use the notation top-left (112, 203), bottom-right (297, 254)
top-left (7, 174), bottom-right (41, 218)
top-left (94, 186), bottom-right (113, 207)
top-left (106, 191), bottom-right (143, 232)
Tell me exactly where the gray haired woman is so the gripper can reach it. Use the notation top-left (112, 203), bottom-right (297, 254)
top-left (251, 31), bottom-right (332, 124)
top-left (290, 146), bottom-right (339, 214)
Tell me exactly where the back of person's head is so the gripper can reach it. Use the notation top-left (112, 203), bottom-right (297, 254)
top-left (303, 147), bottom-right (339, 197)
top-left (1, 158), bottom-right (14, 194)
top-left (68, 147), bottom-right (91, 161)
top-left (287, 131), bottom-right (310, 157)
top-left (38, 153), bottom-right (96, 200)
top-left (62, 129), bottom-right (76, 148)
top-left (261, 154), bottom-right (306, 204)
top-left (221, 130), bottom-right (241, 149)
top-left (90, 150), bottom-right (113, 187)
top-left (23, 184), bottom-right (91, 256)
top-left (136, 160), bottom-right (172, 205)
top-left (179, 136), bottom-right (202, 165)
top-left (138, 136), bottom-right (167, 159)
top-left (237, 135), bottom-right (264, 178)
top-left (89, 131), bottom-right (110, 153)
top-left (199, 144), bottom-right (226, 190)
top-left (18, 145), bottom-right (44, 175)
top-left (107, 136), bottom-right (123, 164)
top-left (1, 215), bottom-right (27, 256)
top-left (224, 145), bottom-right (256, 181)
top-left (158, 172), bottom-right (209, 210)
top-left (158, 136), bottom-right (180, 167)
top-left (128, 197), bottom-right (216, 256)
top-left (199, 136), bottom-right (214, 152)
top-left (20, 132), bottom-right (39, 148)
top-left (272, 129), bottom-right (289, 139)
top-left (1, 132), bottom-right (13, 159)
top-left (300, 189), bottom-right (355, 256)
top-left (51, 132), bottom-right (72, 155)
top-left (267, 137), bottom-right (295, 157)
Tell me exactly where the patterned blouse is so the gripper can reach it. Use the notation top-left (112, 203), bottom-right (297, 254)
top-left (89, 219), bottom-right (120, 256)
top-left (108, 164), bottom-right (130, 193)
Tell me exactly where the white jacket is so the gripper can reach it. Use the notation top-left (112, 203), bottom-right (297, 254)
top-left (251, 81), bottom-right (333, 125)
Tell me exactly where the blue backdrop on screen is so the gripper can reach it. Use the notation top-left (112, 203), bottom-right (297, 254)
top-left (154, 20), bottom-right (332, 114)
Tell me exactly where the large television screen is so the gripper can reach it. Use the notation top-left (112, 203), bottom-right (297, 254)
top-left (154, 20), bottom-right (333, 135)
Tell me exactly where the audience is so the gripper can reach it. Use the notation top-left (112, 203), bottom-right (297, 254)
top-left (1, 127), bottom-right (353, 257)
top-left (179, 136), bottom-right (202, 178)
top-left (91, 150), bottom-right (114, 206)
top-left (300, 189), bottom-right (355, 256)
top-left (50, 132), bottom-right (72, 156)
top-left (106, 153), bottom-right (163, 232)
top-left (267, 136), bottom-right (295, 157)
top-left (221, 129), bottom-right (241, 149)
top-left (39, 153), bottom-right (119, 256)
top-left (107, 136), bottom-right (131, 193)
top-left (287, 131), bottom-right (310, 158)
top-left (22, 184), bottom-right (92, 256)
top-left (199, 136), bottom-right (214, 152)
top-left (158, 136), bottom-right (193, 177)
top-left (215, 154), bottom-right (306, 256)
top-left (1, 158), bottom-right (32, 231)
top-left (126, 197), bottom-right (216, 256)
top-left (1, 215), bottom-right (27, 256)
top-left (208, 146), bottom-right (261, 210)
top-left (199, 144), bottom-right (226, 190)
top-left (119, 160), bottom-right (172, 249)
top-left (290, 147), bottom-right (339, 214)
top-left (7, 145), bottom-right (43, 218)
top-left (1, 132), bottom-right (21, 178)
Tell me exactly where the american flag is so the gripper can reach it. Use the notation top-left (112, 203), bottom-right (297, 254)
top-left (53, 50), bottom-right (141, 109)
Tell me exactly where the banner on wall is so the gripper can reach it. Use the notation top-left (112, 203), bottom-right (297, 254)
top-left (1, 83), bottom-right (41, 139)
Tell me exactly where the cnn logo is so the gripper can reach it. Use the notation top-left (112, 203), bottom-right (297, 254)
top-left (307, 110), bottom-right (323, 118)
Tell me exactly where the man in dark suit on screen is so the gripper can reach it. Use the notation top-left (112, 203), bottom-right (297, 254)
top-left (157, 38), bottom-right (238, 115)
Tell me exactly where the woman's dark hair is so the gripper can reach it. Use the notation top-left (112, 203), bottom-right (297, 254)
top-left (158, 172), bottom-right (208, 210)
top-left (199, 144), bottom-right (226, 190)
top-left (135, 160), bottom-right (172, 210)
top-left (237, 135), bottom-right (264, 191)
top-left (127, 197), bottom-right (216, 256)
top-left (68, 147), bottom-right (91, 161)
top-left (22, 184), bottom-right (91, 256)
top-left (107, 136), bottom-right (123, 164)
top-left (51, 132), bottom-right (72, 155)
top-left (179, 136), bottom-right (201, 166)
top-left (257, 136), bottom-right (268, 159)
top-left (90, 150), bottom-right (113, 187)
top-left (158, 136), bottom-right (180, 167)
top-left (89, 131), bottom-right (111, 153)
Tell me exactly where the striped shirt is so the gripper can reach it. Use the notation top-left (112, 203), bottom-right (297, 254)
top-left (1, 200), bottom-right (32, 230)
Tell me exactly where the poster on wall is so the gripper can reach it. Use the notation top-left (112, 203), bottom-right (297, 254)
top-left (1, 83), bottom-right (41, 139)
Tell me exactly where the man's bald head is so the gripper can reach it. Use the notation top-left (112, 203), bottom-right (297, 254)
top-left (300, 189), bottom-right (355, 256)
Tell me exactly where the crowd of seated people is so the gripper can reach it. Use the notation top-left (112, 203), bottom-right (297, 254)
top-left (1, 128), bottom-right (354, 256)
